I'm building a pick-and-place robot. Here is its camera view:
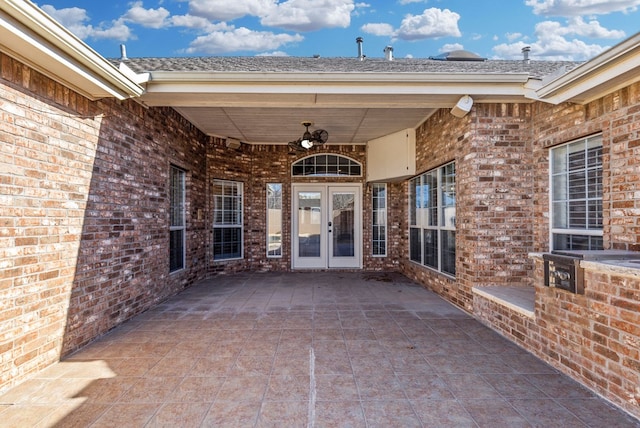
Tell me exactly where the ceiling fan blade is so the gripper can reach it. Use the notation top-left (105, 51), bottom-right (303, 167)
top-left (288, 139), bottom-right (306, 151)
top-left (312, 129), bottom-right (329, 144)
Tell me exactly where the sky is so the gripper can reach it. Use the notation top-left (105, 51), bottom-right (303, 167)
top-left (36, 0), bottom-right (640, 61)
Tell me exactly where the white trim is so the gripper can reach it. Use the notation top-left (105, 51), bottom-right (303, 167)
top-left (548, 136), bottom-right (604, 250)
top-left (291, 183), bottom-right (362, 270)
top-left (536, 32), bottom-right (640, 104)
top-left (212, 179), bottom-right (244, 261)
top-left (169, 166), bottom-right (186, 273)
top-left (266, 183), bottom-right (283, 259)
top-left (0, 0), bottom-right (143, 100)
top-left (371, 183), bottom-right (387, 258)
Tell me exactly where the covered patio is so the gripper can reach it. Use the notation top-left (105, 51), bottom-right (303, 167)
top-left (0, 272), bottom-right (635, 427)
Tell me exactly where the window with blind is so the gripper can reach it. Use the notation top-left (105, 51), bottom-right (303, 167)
top-left (169, 166), bottom-right (186, 272)
top-left (212, 180), bottom-right (243, 260)
top-left (409, 162), bottom-right (456, 276)
top-left (550, 134), bottom-right (603, 250)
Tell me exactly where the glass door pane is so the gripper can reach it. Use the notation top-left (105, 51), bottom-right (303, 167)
top-left (328, 186), bottom-right (361, 269)
top-left (298, 191), bottom-right (322, 257)
top-left (331, 192), bottom-right (355, 257)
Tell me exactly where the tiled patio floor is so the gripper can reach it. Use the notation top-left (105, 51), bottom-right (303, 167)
top-left (0, 272), bottom-right (638, 427)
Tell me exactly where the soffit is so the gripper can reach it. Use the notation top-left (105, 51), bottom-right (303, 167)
top-left (135, 67), bottom-right (544, 145)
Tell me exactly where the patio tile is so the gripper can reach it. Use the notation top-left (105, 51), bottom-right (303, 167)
top-left (168, 376), bottom-right (224, 403)
top-left (0, 404), bottom-right (60, 427)
top-left (557, 398), bottom-right (640, 427)
top-left (315, 374), bottom-right (360, 401)
top-left (146, 402), bottom-right (211, 427)
top-left (118, 377), bottom-right (183, 403)
top-left (397, 374), bottom-right (455, 400)
top-left (90, 403), bottom-right (159, 428)
top-left (257, 400), bottom-right (308, 427)
top-left (460, 398), bottom-right (531, 427)
top-left (314, 400), bottom-right (366, 427)
top-left (201, 400), bottom-right (261, 426)
top-left (38, 402), bottom-right (110, 427)
top-left (481, 373), bottom-right (548, 399)
top-left (264, 375), bottom-right (309, 401)
top-left (411, 399), bottom-right (477, 427)
top-left (0, 271), bottom-right (636, 427)
top-left (509, 398), bottom-right (586, 427)
top-left (216, 375), bottom-right (269, 402)
top-left (360, 400), bottom-right (422, 427)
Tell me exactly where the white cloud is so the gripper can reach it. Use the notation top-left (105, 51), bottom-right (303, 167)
top-left (260, 0), bottom-right (355, 32)
top-left (122, 2), bottom-right (170, 29)
top-left (506, 32), bottom-right (523, 42)
top-left (525, 0), bottom-right (640, 16)
top-left (551, 17), bottom-right (625, 38)
top-left (170, 14), bottom-right (232, 32)
top-left (395, 8), bottom-right (461, 41)
top-left (361, 23), bottom-right (395, 37)
top-left (440, 43), bottom-right (464, 53)
top-left (184, 27), bottom-right (304, 54)
top-left (491, 18), bottom-right (617, 60)
top-left (90, 19), bottom-right (133, 41)
top-left (41, 4), bottom-right (132, 41)
top-left (183, 0), bottom-right (355, 32)
top-left (186, 0), bottom-right (274, 21)
top-left (399, 0), bottom-right (428, 4)
top-left (256, 51), bottom-right (290, 56)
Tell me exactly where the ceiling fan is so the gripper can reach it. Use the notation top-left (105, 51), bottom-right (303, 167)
top-left (288, 122), bottom-right (329, 151)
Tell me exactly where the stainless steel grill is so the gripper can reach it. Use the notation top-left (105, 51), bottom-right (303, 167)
top-left (542, 250), bottom-right (640, 294)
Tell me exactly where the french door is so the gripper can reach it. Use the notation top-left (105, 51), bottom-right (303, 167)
top-left (292, 184), bottom-right (362, 269)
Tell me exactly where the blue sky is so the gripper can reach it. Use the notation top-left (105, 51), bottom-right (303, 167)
top-left (37, 0), bottom-right (640, 60)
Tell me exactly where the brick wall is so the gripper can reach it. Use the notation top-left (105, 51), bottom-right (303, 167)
top-left (401, 104), bottom-right (535, 312)
top-left (472, 82), bottom-right (640, 419)
top-left (0, 53), bottom-right (208, 392)
top-left (206, 142), bottom-right (400, 274)
top-left (531, 83), bottom-right (640, 252)
top-left (475, 258), bottom-right (640, 419)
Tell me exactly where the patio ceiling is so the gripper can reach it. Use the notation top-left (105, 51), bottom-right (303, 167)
top-left (135, 71), bottom-right (535, 145)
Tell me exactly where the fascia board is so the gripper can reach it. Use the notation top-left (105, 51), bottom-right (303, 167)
top-left (147, 71), bottom-right (531, 84)
top-left (0, 0), bottom-right (143, 100)
top-left (143, 71), bottom-right (532, 98)
top-left (536, 32), bottom-right (640, 104)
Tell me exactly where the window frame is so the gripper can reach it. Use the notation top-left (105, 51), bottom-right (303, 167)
top-left (291, 154), bottom-right (362, 177)
top-left (266, 183), bottom-right (283, 258)
top-left (169, 165), bottom-right (186, 273)
top-left (549, 134), bottom-right (603, 251)
top-left (212, 179), bottom-right (244, 261)
top-left (408, 161), bottom-right (456, 277)
top-left (371, 183), bottom-right (387, 257)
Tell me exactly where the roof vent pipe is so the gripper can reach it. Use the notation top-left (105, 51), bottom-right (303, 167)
top-left (383, 45), bottom-right (394, 61)
top-left (356, 37), bottom-right (365, 61)
top-left (522, 46), bottom-right (530, 64)
top-left (120, 44), bottom-right (127, 60)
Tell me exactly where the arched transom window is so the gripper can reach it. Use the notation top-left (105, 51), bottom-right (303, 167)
top-left (291, 154), bottom-right (362, 177)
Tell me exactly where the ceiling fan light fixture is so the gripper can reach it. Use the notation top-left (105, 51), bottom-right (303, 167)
top-left (289, 121), bottom-right (328, 151)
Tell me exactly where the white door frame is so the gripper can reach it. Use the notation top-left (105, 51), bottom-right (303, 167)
top-left (292, 183), bottom-right (362, 269)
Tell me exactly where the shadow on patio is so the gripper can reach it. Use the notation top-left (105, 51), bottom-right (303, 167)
top-left (0, 272), bottom-right (636, 427)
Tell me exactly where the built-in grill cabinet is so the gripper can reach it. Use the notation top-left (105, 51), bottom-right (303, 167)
top-left (542, 250), bottom-right (640, 294)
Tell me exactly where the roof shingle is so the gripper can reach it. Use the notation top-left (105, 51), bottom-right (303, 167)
top-left (116, 56), bottom-right (581, 80)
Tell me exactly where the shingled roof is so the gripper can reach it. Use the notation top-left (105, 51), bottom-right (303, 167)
top-left (117, 56), bottom-right (582, 80)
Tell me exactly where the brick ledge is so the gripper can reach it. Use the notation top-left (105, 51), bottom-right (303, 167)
top-left (472, 286), bottom-right (535, 319)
